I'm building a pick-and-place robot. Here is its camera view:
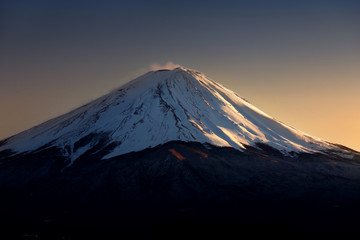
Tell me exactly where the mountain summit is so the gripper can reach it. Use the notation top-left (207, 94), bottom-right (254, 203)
top-left (0, 67), bottom-right (348, 163)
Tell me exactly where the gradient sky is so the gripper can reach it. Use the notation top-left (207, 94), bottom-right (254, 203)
top-left (1, 0), bottom-right (359, 150)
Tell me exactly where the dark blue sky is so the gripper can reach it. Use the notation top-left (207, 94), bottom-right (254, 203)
top-left (2, 0), bottom-right (359, 73)
top-left (1, 0), bottom-right (360, 150)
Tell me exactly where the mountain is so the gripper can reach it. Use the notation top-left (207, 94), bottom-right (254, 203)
top-left (1, 67), bottom-right (360, 239)
top-left (0, 67), bottom-right (353, 162)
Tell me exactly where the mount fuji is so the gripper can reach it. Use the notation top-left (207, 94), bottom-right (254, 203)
top-left (0, 67), bottom-right (353, 161)
top-left (1, 66), bottom-right (360, 239)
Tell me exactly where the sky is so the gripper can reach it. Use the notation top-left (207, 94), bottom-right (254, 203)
top-left (1, 0), bottom-right (359, 151)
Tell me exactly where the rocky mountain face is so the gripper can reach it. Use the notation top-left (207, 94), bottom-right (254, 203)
top-left (1, 67), bottom-right (360, 239)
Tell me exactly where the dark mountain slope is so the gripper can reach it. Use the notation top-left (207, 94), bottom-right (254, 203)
top-left (1, 141), bottom-right (360, 239)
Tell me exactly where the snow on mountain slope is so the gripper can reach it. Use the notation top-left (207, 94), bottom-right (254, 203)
top-left (0, 67), bottom-right (339, 162)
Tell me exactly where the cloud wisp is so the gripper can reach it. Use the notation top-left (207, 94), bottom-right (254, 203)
top-left (130, 61), bottom-right (181, 79)
top-left (149, 61), bottom-right (180, 71)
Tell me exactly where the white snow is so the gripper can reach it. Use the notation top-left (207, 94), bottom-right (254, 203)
top-left (0, 66), bottom-right (340, 160)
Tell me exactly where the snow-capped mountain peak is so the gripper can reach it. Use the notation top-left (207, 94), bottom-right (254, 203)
top-left (0, 66), bottom-right (339, 162)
